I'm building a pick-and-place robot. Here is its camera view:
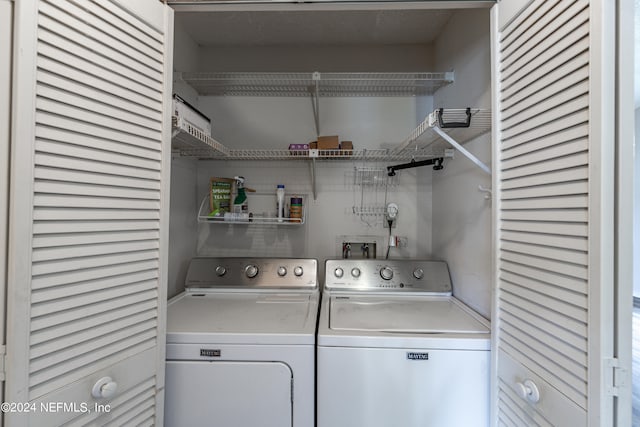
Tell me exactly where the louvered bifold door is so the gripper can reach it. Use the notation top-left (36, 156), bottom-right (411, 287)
top-left (493, 0), bottom-right (616, 425)
top-left (7, 1), bottom-right (173, 426)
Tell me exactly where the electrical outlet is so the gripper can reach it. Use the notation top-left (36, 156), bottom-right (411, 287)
top-left (385, 203), bottom-right (399, 220)
top-left (384, 203), bottom-right (398, 229)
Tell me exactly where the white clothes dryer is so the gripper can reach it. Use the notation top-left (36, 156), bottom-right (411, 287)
top-left (317, 259), bottom-right (490, 427)
top-left (165, 257), bottom-right (318, 427)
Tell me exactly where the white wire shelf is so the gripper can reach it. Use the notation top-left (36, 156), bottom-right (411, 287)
top-left (176, 148), bottom-right (444, 161)
top-left (172, 116), bottom-right (229, 157)
top-left (198, 192), bottom-right (307, 225)
top-left (180, 71), bottom-right (454, 97)
top-left (394, 108), bottom-right (492, 153)
top-left (171, 109), bottom-right (490, 161)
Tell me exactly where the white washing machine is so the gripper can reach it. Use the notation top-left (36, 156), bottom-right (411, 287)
top-left (317, 259), bottom-right (490, 427)
top-left (165, 257), bottom-right (318, 427)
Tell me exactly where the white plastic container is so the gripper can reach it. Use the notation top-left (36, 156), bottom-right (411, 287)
top-left (276, 185), bottom-right (285, 222)
top-left (172, 94), bottom-right (212, 135)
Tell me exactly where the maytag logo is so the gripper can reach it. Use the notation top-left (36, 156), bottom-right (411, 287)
top-left (407, 352), bottom-right (429, 360)
top-left (200, 349), bottom-right (221, 357)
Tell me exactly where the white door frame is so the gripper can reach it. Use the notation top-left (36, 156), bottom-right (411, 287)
top-left (0, 0), bottom-right (14, 412)
top-left (613, 0), bottom-right (635, 425)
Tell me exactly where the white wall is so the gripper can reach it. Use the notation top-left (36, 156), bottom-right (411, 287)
top-left (167, 158), bottom-right (199, 298)
top-left (197, 96), bottom-right (422, 149)
top-left (198, 45), bottom-right (434, 72)
top-left (193, 96), bottom-right (433, 269)
top-left (432, 8), bottom-right (492, 318)
top-left (173, 18), bottom-right (200, 105)
top-left (168, 21), bottom-right (205, 297)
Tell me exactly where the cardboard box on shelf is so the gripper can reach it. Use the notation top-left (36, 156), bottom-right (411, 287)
top-left (340, 141), bottom-right (353, 156)
top-left (288, 143), bottom-right (309, 156)
top-left (309, 141), bottom-right (318, 150)
top-left (317, 135), bottom-right (340, 150)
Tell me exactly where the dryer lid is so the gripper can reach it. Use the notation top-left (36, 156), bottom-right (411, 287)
top-left (329, 296), bottom-right (488, 334)
top-left (167, 292), bottom-right (318, 344)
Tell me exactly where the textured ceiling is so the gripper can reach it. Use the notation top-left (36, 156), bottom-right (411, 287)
top-left (175, 10), bottom-right (454, 46)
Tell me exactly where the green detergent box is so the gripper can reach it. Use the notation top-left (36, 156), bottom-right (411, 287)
top-left (209, 177), bottom-right (234, 217)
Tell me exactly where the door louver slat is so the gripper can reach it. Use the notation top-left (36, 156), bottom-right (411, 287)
top-left (32, 230), bottom-right (161, 248)
top-left (36, 69), bottom-right (162, 122)
top-left (35, 138), bottom-right (161, 169)
top-left (34, 168), bottom-right (161, 191)
top-left (31, 310), bottom-right (157, 357)
top-left (41, 0), bottom-right (163, 76)
top-left (36, 56), bottom-right (162, 112)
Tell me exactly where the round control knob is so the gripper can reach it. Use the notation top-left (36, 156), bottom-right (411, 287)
top-left (351, 268), bottom-right (361, 278)
top-left (334, 268), bottom-right (344, 278)
top-left (294, 266), bottom-right (304, 277)
top-left (277, 266), bottom-right (287, 277)
top-left (413, 268), bottom-right (424, 279)
top-left (244, 264), bottom-right (259, 278)
top-left (380, 266), bottom-right (394, 281)
top-left (215, 266), bottom-right (227, 277)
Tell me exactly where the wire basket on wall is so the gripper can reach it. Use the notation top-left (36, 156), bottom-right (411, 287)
top-left (350, 166), bottom-right (397, 227)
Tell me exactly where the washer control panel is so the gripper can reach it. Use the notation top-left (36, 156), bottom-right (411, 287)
top-left (186, 257), bottom-right (317, 289)
top-left (325, 259), bottom-right (452, 294)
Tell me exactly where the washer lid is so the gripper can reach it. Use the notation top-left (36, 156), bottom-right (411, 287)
top-left (167, 292), bottom-right (318, 344)
top-left (329, 296), bottom-right (488, 334)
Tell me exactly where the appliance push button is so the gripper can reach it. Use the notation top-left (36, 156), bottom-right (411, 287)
top-left (245, 264), bottom-right (259, 278)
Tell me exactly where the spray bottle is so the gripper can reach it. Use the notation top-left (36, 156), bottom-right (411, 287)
top-left (276, 184), bottom-right (285, 222)
top-left (233, 176), bottom-right (248, 216)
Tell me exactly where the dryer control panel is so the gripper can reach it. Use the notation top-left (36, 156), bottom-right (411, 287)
top-left (186, 257), bottom-right (318, 289)
top-left (324, 259), bottom-right (452, 294)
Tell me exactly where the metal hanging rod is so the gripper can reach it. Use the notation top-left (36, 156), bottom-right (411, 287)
top-left (387, 157), bottom-right (444, 176)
